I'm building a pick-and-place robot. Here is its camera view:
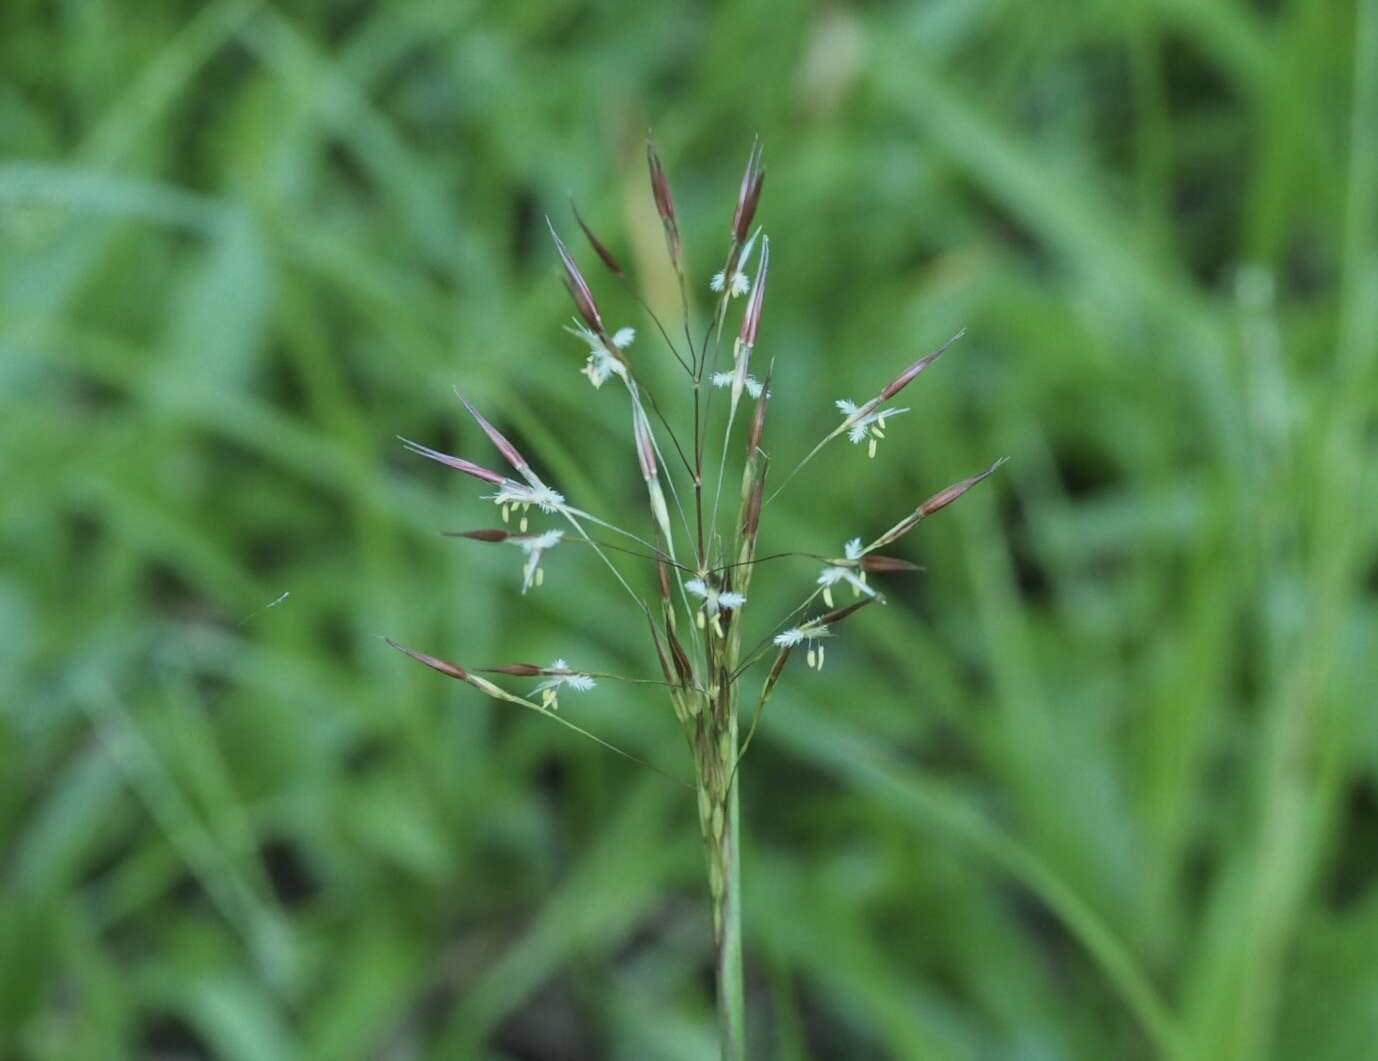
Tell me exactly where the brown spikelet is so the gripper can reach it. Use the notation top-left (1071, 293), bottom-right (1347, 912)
top-left (820, 597), bottom-right (876, 627)
top-left (633, 406), bottom-right (658, 481)
top-left (547, 216), bottom-right (604, 333)
top-left (570, 198), bottom-right (625, 277)
top-left (487, 663), bottom-right (545, 676)
top-left (646, 137), bottom-right (681, 267)
top-left (740, 471), bottom-right (765, 543)
top-left (760, 645), bottom-right (792, 702)
top-left (731, 139), bottom-right (765, 243)
top-left (746, 364), bottom-right (773, 459)
top-left (443, 528), bottom-right (511, 542)
top-left (653, 640), bottom-right (676, 685)
top-left (739, 237), bottom-right (769, 348)
top-left (398, 438), bottom-right (507, 486)
top-left (860, 555), bottom-right (921, 573)
top-left (919, 457), bottom-right (1008, 517)
top-left (454, 391), bottom-right (529, 472)
top-left (385, 639), bottom-right (470, 682)
top-left (657, 557), bottom-right (674, 603)
top-left (667, 626), bottom-right (694, 687)
top-left (874, 458), bottom-right (1009, 549)
top-left (879, 329), bottom-right (965, 401)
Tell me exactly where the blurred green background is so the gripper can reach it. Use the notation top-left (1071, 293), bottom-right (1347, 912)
top-left (4, 1), bottom-right (1377, 1058)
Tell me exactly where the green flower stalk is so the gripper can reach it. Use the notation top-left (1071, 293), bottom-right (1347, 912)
top-left (387, 141), bottom-right (1005, 1059)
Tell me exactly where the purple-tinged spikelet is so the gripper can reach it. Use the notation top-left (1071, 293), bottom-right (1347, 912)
top-left (731, 140), bottom-right (765, 244)
top-left (860, 555), bottom-right (921, 574)
top-left (746, 365), bottom-right (772, 458)
top-left (443, 528), bottom-right (511, 542)
top-left (871, 458), bottom-right (1009, 549)
top-left (919, 458), bottom-right (1008, 518)
top-left (570, 197), bottom-right (625, 277)
top-left (879, 329), bottom-right (966, 401)
top-left (487, 662), bottom-right (546, 677)
top-left (740, 472), bottom-right (764, 543)
top-left (667, 626), bottom-right (695, 687)
top-left (819, 598), bottom-right (874, 627)
top-left (547, 216), bottom-right (605, 336)
top-left (385, 639), bottom-right (470, 682)
top-left (455, 391), bottom-right (529, 473)
top-left (633, 405), bottom-right (658, 482)
top-left (739, 237), bottom-right (769, 350)
top-left (647, 138), bottom-right (681, 267)
top-left (398, 437), bottom-right (506, 485)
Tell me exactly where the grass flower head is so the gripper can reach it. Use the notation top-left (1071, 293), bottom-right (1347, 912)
top-left (389, 140), bottom-right (1006, 1060)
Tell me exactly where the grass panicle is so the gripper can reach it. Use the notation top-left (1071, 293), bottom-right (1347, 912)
top-left (391, 142), bottom-right (1005, 1059)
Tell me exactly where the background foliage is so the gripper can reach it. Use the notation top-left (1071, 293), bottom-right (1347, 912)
top-left (4, 1), bottom-right (1377, 1058)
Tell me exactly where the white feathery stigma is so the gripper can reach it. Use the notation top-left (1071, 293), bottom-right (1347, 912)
top-left (686, 578), bottom-right (746, 637)
top-left (773, 619), bottom-right (833, 670)
top-left (711, 371), bottom-right (764, 399)
top-left (508, 529), bottom-right (563, 593)
top-left (533, 657), bottom-right (596, 710)
top-left (710, 227), bottom-right (761, 299)
top-left (817, 537), bottom-right (874, 607)
top-left (835, 399), bottom-right (910, 458)
top-left (487, 482), bottom-right (566, 531)
top-left (566, 320), bottom-right (634, 389)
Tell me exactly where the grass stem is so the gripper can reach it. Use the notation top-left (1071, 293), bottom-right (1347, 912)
top-left (715, 720), bottom-right (746, 1060)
